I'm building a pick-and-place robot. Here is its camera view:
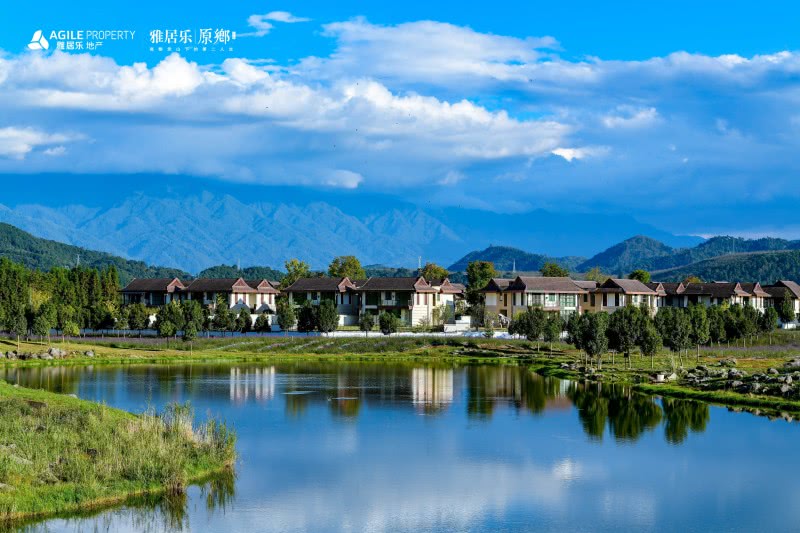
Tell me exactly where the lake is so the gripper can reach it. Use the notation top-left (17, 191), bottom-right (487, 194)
top-left (5, 361), bottom-right (800, 532)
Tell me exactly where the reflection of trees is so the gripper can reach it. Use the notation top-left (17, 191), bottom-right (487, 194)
top-left (568, 382), bottom-right (678, 443)
top-left (466, 366), bottom-right (565, 419)
top-left (202, 469), bottom-right (236, 511)
top-left (662, 398), bottom-right (710, 444)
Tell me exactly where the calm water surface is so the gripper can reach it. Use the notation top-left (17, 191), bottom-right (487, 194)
top-left (4, 362), bottom-right (800, 533)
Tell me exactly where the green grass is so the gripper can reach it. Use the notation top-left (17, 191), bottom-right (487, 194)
top-left (0, 382), bottom-right (235, 524)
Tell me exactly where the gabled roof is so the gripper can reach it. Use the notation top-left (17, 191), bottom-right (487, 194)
top-left (660, 282), bottom-right (685, 295)
top-left (574, 280), bottom-right (599, 290)
top-left (480, 278), bottom-right (514, 293)
top-left (185, 277), bottom-right (256, 293)
top-left (283, 277), bottom-right (355, 293)
top-left (357, 276), bottom-right (436, 293)
top-left (122, 278), bottom-right (185, 293)
top-left (246, 279), bottom-right (281, 294)
top-left (507, 276), bottom-right (588, 294)
top-left (764, 280), bottom-right (800, 299)
top-left (599, 278), bottom-right (656, 294)
top-left (740, 282), bottom-right (770, 298)
top-left (436, 278), bottom-right (465, 294)
top-left (681, 282), bottom-right (749, 298)
top-left (646, 282), bottom-right (666, 296)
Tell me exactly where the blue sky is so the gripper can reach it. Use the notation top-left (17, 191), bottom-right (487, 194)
top-left (2, 1), bottom-right (800, 240)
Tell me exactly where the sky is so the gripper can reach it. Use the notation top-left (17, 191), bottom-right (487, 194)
top-left (1, 1), bottom-right (800, 239)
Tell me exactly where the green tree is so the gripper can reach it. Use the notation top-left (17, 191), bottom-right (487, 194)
top-left (688, 304), bottom-right (710, 360)
top-left (540, 262), bottom-right (569, 277)
top-left (542, 313), bottom-right (563, 355)
top-left (127, 303), bottom-right (150, 336)
top-left (627, 269), bottom-right (651, 284)
top-left (659, 308), bottom-right (692, 366)
top-left (585, 267), bottom-right (609, 283)
top-left (759, 306), bottom-right (779, 344)
top-left (156, 300), bottom-right (185, 339)
top-left (254, 312), bottom-right (272, 333)
top-left (62, 320), bottom-right (80, 352)
top-left (566, 312), bottom-right (585, 353)
top-left (318, 299), bottom-right (339, 333)
top-left (213, 295), bottom-right (233, 335)
top-left (32, 314), bottom-right (51, 344)
top-left (466, 261), bottom-right (497, 305)
top-left (182, 322), bottom-right (197, 354)
top-left (11, 311), bottom-right (27, 351)
top-left (419, 262), bottom-right (449, 280)
top-left (607, 305), bottom-right (643, 368)
top-left (276, 298), bottom-right (296, 333)
top-left (158, 319), bottom-right (176, 347)
top-left (639, 319), bottom-right (663, 369)
top-left (297, 301), bottom-right (317, 334)
top-left (581, 312), bottom-right (609, 368)
top-left (359, 313), bottom-right (374, 337)
top-left (235, 308), bottom-right (251, 333)
top-left (328, 256), bottom-right (366, 280)
top-left (777, 293), bottom-right (796, 324)
top-left (378, 311), bottom-right (400, 335)
top-left (181, 300), bottom-right (204, 332)
top-left (516, 307), bottom-right (547, 348)
top-left (282, 258), bottom-right (311, 288)
top-left (707, 305), bottom-right (727, 345)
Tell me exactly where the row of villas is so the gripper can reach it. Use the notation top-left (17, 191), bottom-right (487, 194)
top-left (121, 276), bottom-right (466, 327)
top-left (482, 277), bottom-right (800, 322)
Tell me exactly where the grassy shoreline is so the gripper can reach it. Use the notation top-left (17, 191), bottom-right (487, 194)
top-left (0, 380), bottom-right (236, 525)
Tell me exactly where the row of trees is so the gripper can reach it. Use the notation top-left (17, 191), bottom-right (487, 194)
top-left (561, 303), bottom-right (781, 369)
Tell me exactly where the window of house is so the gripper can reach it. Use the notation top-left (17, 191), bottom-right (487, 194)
top-left (591, 294), bottom-right (596, 306)
top-left (603, 293), bottom-right (607, 306)
top-left (503, 293), bottom-right (508, 306)
top-left (614, 294), bottom-right (620, 306)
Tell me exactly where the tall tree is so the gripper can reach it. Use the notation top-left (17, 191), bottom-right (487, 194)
top-left (759, 306), bottom-right (779, 344)
top-left (419, 262), bottom-right (449, 280)
top-left (359, 313), bottom-right (374, 337)
top-left (276, 298), bottom-right (296, 333)
top-left (627, 270), bottom-right (651, 284)
top-left (639, 319), bottom-right (663, 369)
top-left (466, 261), bottom-right (497, 305)
top-left (706, 305), bottom-right (727, 346)
top-left (328, 256), bottom-right (366, 280)
top-left (297, 301), bottom-right (317, 334)
top-left (542, 313), bottom-right (563, 355)
top-left (540, 262), bottom-right (569, 277)
top-left (212, 295), bottom-right (233, 335)
top-left (318, 299), bottom-right (339, 333)
top-left (127, 303), bottom-right (150, 336)
top-left (687, 304), bottom-right (710, 360)
top-left (378, 311), bottom-right (400, 336)
top-left (778, 295), bottom-right (797, 325)
top-left (607, 305), bottom-right (643, 368)
top-left (581, 312), bottom-right (609, 368)
top-left (282, 259), bottom-right (311, 288)
top-left (254, 313), bottom-right (272, 333)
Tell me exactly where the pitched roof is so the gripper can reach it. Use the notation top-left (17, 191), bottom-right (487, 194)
top-left (574, 280), bottom-right (599, 290)
top-left (681, 282), bottom-right (749, 298)
top-left (775, 280), bottom-right (800, 298)
top-left (479, 278), bottom-right (513, 293)
top-left (245, 279), bottom-right (281, 294)
top-left (122, 278), bottom-right (185, 293)
top-left (599, 278), bottom-right (656, 294)
top-left (358, 276), bottom-right (436, 292)
top-left (507, 276), bottom-right (588, 293)
top-left (185, 278), bottom-right (256, 293)
top-left (646, 282), bottom-right (666, 296)
top-left (437, 278), bottom-right (465, 294)
top-left (283, 277), bottom-right (355, 292)
top-left (740, 282), bottom-right (770, 298)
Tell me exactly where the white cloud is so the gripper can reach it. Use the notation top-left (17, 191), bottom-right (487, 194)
top-left (551, 146), bottom-right (608, 162)
top-left (325, 169), bottom-right (363, 189)
top-left (0, 127), bottom-right (78, 159)
top-left (602, 107), bottom-right (659, 129)
top-left (240, 11), bottom-right (310, 38)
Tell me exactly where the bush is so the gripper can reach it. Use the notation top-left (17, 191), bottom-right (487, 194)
top-left (254, 313), bottom-right (272, 333)
top-left (378, 312), bottom-right (400, 335)
top-left (318, 300), bottom-right (339, 333)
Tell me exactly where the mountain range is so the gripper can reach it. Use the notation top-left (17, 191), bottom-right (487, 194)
top-left (0, 191), bottom-right (702, 273)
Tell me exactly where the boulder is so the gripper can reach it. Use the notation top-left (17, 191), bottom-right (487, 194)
top-left (48, 347), bottom-right (67, 358)
top-left (84, 350), bottom-right (95, 358)
top-left (785, 358), bottom-right (800, 369)
top-left (781, 384), bottom-right (793, 395)
top-left (666, 373), bottom-right (678, 382)
top-left (720, 358), bottom-right (738, 367)
top-left (768, 368), bottom-right (780, 375)
top-left (730, 380), bottom-right (744, 389)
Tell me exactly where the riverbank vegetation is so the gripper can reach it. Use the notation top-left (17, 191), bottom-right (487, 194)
top-left (0, 381), bottom-right (235, 524)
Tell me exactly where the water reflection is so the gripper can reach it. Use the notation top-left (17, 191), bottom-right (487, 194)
top-left (17, 470), bottom-right (235, 533)
top-left (0, 363), bottom-right (712, 445)
top-left (4, 362), bottom-right (799, 533)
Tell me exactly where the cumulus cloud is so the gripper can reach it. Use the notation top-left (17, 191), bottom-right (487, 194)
top-left (1, 18), bottom-right (800, 232)
top-left (0, 127), bottom-right (79, 159)
top-left (240, 11), bottom-right (310, 38)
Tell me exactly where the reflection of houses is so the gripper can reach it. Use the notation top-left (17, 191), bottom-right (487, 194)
top-left (411, 368), bottom-right (454, 411)
top-left (229, 366), bottom-right (276, 403)
top-left (121, 278), bottom-right (185, 306)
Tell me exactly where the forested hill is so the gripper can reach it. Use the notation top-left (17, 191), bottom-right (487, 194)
top-left (197, 264), bottom-right (284, 280)
top-left (0, 223), bottom-right (189, 285)
top-left (653, 250), bottom-right (800, 284)
top-left (448, 246), bottom-right (585, 272)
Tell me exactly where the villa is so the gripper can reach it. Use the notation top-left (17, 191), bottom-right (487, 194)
top-left (282, 277), bottom-right (360, 325)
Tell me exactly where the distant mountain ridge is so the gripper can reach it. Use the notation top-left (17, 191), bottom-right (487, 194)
top-left (0, 223), bottom-right (188, 284)
top-left (578, 235), bottom-right (800, 275)
top-left (0, 191), bottom-right (702, 273)
top-left (448, 246), bottom-right (585, 272)
top-left (653, 250), bottom-right (800, 284)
